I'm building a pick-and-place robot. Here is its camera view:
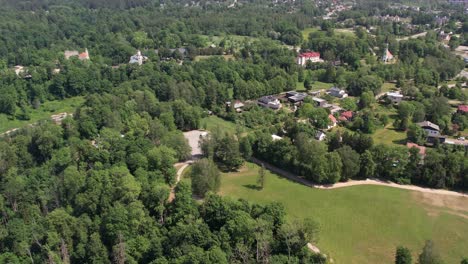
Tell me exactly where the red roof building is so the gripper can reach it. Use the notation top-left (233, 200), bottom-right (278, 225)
top-left (297, 52), bottom-right (323, 66)
top-left (339, 111), bottom-right (354, 121)
top-left (457, 105), bottom-right (468, 113)
top-left (406, 142), bottom-right (426, 156)
top-left (328, 114), bottom-right (337, 130)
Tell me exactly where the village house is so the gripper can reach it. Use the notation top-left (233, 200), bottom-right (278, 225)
top-left (287, 92), bottom-right (308, 105)
top-left (129, 50), bottom-right (148, 65)
top-left (312, 97), bottom-right (327, 107)
top-left (438, 31), bottom-right (451, 43)
top-left (417, 121), bottom-right (440, 137)
top-left (226, 100), bottom-right (245, 113)
top-left (339, 111), bottom-right (354, 122)
top-left (328, 114), bottom-right (337, 130)
top-left (457, 105), bottom-right (468, 114)
top-left (258, 96), bottom-right (282, 110)
top-left (296, 52), bottom-right (323, 66)
top-left (386, 91), bottom-right (404, 104)
top-left (64, 49), bottom-right (90, 60)
top-left (328, 87), bottom-right (348, 99)
top-left (271, 134), bottom-right (283, 141)
top-left (315, 131), bottom-right (327, 141)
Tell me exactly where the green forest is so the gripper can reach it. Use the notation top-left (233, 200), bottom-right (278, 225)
top-left (0, 0), bottom-right (467, 263)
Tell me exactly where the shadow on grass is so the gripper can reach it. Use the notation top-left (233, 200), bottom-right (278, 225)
top-left (243, 184), bottom-right (262, 191)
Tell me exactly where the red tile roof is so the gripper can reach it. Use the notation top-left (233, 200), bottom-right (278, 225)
top-left (458, 105), bottom-right (468, 113)
top-left (298, 52), bottom-right (320, 58)
top-left (406, 142), bottom-right (426, 156)
top-left (340, 111), bottom-right (353, 119)
top-left (328, 114), bottom-right (337, 124)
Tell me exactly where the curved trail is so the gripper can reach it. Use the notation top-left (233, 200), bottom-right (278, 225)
top-left (251, 158), bottom-right (468, 198)
top-left (168, 162), bottom-right (191, 202)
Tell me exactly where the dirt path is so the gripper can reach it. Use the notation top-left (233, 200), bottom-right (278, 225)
top-left (250, 158), bottom-right (468, 198)
top-left (168, 162), bottom-right (191, 202)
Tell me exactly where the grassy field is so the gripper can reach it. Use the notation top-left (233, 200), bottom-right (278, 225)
top-left (194, 54), bottom-right (235, 62)
top-left (296, 81), bottom-right (334, 91)
top-left (381, 82), bottom-right (397, 94)
top-left (0, 96), bottom-right (85, 134)
top-left (371, 105), bottom-right (407, 146)
top-left (201, 115), bottom-right (241, 135)
top-left (301, 27), bottom-right (355, 41)
top-left (220, 162), bottom-right (468, 264)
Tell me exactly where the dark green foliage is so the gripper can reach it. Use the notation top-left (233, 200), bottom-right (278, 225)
top-left (395, 246), bottom-right (412, 264)
top-left (190, 158), bottom-right (221, 197)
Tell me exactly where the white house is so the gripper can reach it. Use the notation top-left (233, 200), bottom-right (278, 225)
top-left (297, 52), bottom-right (323, 66)
top-left (129, 50), bottom-right (148, 65)
top-left (315, 131), bottom-right (327, 141)
top-left (387, 92), bottom-right (403, 104)
top-left (417, 121), bottom-right (440, 137)
top-left (258, 96), bottom-right (282, 110)
top-left (382, 44), bottom-right (394, 62)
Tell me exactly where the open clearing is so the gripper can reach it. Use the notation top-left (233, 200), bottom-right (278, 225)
top-left (0, 96), bottom-right (84, 134)
top-left (220, 162), bottom-right (468, 264)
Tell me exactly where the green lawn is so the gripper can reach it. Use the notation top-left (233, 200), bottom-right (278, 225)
top-left (381, 82), bottom-right (397, 94)
top-left (0, 96), bottom-right (85, 134)
top-left (371, 105), bottom-right (407, 146)
top-left (220, 162), bottom-right (468, 264)
top-left (194, 54), bottom-right (235, 62)
top-left (201, 116), bottom-right (241, 135)
top-left (301, 27), bottom-right (320, 40)
top-left (301, 27), bottom-right (355, 41)
top-left (297, 81), bottom-right (334, 92)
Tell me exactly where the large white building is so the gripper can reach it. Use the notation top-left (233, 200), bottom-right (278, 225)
top-left (297, 52), bottom-right (323, 66)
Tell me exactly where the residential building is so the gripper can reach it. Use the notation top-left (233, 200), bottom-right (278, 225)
top-left (315, 131), bottom-right (327, 141)
top-left (65, 49), bottom-right (90, 60)
top-left (271, 134), bottom-right (283, 141)
top-left (339, 111), bottom-right (354, 122)
top-left (438, 31), bottom-right (451, 43)
top-left (328, 87), bottom-right (348, 98)
top-left (386, 92), bottom-right (403, 104)
top-left (226, 100), bottom-right (245, 113)
top-left (258, 96), bottom-right (282, 110)
top-left (297, 52), bottom-right (323, 66)
top-left (457, 105), bottom-right (468, 114)
top-left (417, 121), bottom-right (440, 137)
top-left (328, 114), bottom-right (337, 130)
top-left (129, 50), bottom-right (148, 65)
top-left (312, 97), bottom-right (327, 107)
top-left (406, 142), bottom-right (426, 157)
top-left (287, 92), bottom-right (308, 104)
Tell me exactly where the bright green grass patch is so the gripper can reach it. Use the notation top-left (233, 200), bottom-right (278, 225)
top-left (301, 27), bottom-right (320, 40)
top-left (381, 82), bottom-right (397, 94)
top-left (372, 105), bottom-right (407, 146)
top-left (220, 162), bottom-right (468, 264)
top-left (0, 96), bottom-right (85, 134)
top-left (194, 54), bottom-right (235, 62)
top-left (296, 81), bottom-right (333, 92)
top-left (201, 116), bottom-right (241, 135)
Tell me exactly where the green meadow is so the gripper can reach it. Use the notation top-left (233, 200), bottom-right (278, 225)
top-left (220, 162), bottom-right (468, 264)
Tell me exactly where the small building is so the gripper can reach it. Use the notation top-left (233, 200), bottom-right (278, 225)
top-left (309, 90), bottom-right (322, 96)
top-left (272, 134), bottom-right (283, 141)
top-left (328, 114), bottom-right (337, 130)
top-left (258, 96), bottom-right (282, 110)
top-left (417, 121), bottom-right (440, 137)
top-left (65, 49), bottom-right (90, 60)
top-left (438, 31), bottom-right (451, 43)
top-left (14, 65), bottom-right (25, 76)
top-left (457, 105), bottom-right (468, 114)
top-left (406, 142), bottom-right (426, 157)
top-left (288, 93), bottom-right (308, 104)
top-left (297, 52), bottom-right (323, 66)
top-left (386, 92), bottom-right (403, 104)
top-left (382, 44), bottom-right (394, 62)
top-left (312, 97), bottom-right (327, 107)
top-left (227, 100), bottom-right (245, 113)
top-left (328, 87), bottom-right (348, 99)
top-left (339, 111), bottom-right (354, 122)
top-left (329, 105), bottom-right (343, 114)
top-left (315, 131), bottom-right (327, 141)
top-left (129, 50), bottom-right (148, 65)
